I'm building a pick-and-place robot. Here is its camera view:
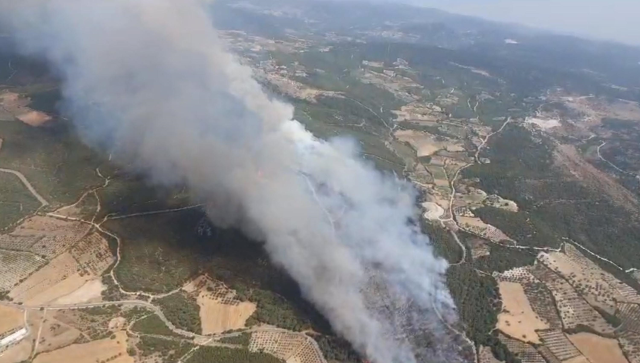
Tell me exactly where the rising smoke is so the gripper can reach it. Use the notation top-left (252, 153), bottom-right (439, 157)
top-left (0, 0), bottom-right (458, 361)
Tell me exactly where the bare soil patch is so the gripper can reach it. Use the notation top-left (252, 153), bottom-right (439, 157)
top-left (497, 281), bottom-right (549, 343)
top-left (15, 111), bottom-right (52, 127)
top-left (568, 332), bottom-right (628, 363)
top-left (53, 279), bottom-right (104, 305)
top-left (0, 92), bottom-right (52, 127)
top-left (33, 331), bottom-right (132, 363)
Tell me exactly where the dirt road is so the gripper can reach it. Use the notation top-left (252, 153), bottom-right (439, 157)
top-left (0, 168), bottom-right (49, 207)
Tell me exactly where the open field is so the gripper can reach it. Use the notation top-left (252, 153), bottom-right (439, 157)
top-left (9, 252), bottom-right (89, 305)
top-left (497, 281), bottom-right (548, 343)
top-left (0, 339), bottom-right (32, 363)
top-left (0, 305), bottom-right (23, 336)
top-left (53, 279), bottom-right (104, 305)
top-left (568, 332), bottom-right (628, 363)
top-left (34, 315), bottom-right (82, 355)
top-left (32, 331), bottom-right (132, 363)
top-left (494, 267), bottom-right (563, 330)
top-left (184, 276), bottom-right (256, 334)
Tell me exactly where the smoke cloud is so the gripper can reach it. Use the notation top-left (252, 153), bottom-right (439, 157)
top-left (0, 0), bottom-right (457, 361)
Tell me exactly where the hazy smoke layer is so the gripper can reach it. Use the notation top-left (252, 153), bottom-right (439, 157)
top-left (0, 1), bottom-right (456, 361)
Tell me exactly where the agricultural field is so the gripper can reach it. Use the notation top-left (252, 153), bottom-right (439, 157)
top-left (568, 332), bottom-right (628, 363)
top-left (0, 305), bottom-right (23, 336)
top-left (182, 276), bottom-right (256, 335)
top-left (0, 249), bottom-right (45, 292)
top-left (496, 281), bottom-right (548, 343)
top-left (249, 330), bottom-right (324, 363)
top-left (32, 331), bottom-right (132, 363)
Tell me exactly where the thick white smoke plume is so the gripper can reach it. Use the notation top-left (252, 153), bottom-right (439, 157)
top-left (0, 0), bottom-right (458, 361)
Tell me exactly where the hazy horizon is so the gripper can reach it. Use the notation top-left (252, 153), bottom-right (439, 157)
top-left (402, 0), bottom-right (640, 46)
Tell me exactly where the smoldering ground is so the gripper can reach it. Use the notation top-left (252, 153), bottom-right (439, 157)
top-left (0, 0), bottom-right (460, 361)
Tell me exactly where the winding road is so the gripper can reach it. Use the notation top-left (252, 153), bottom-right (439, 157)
top-left (0, 168), bottom-right (49, 207)
top-left (596, 141), bottom-right (638, 177)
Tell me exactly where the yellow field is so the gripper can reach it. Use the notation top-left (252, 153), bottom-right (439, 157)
top-left (184, 275), bottom-right (256, 334)
top-left (497, 281), bottom-right (549, 343)
top-left (568, 332), bottom-right (628, 363)
top-left (0, 339), bottom-right (32, 363)
top-left (33, 331), bottom-right (132, 363)
top-left (35, 316), bottom-right (81, 354)
top-left (0, 305), bottom-right (23, 335)
top-left (9, 252), bottom-right (90, 305)
top-left (199, 298), bottom-right (256, 334)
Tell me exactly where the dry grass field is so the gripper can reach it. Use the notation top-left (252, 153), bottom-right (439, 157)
top-left (0, 305), bottom-right (23, 336)
top-left (568, 332), bottom-right (628, 363)
top-left (0, 339), bottom-right (32, 363)
top-left (34, 315), bottom-right (82, 355)
top-left (9, 252), bottom-right (87, 305)
top-left (497, 281), bottom-right (549, 343)
top-left (32, 331), bottom-right (132, 363)
top-left (183, 275), bottom-right (256, 334)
